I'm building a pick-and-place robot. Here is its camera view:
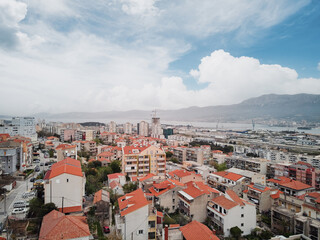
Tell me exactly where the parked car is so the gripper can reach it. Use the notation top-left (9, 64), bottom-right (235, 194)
top-left (22, 191), bottom-right (36, 199)
top-left (40, 163), bottom-right (44, 166)
top-left (45, 162), bottom-right (49, 166)
top-left (103, 226), bottom-right (110, 234)
top-left (30, 177), bottom-right (35, 182)
top-left (33, 159), bottom-right (40, 163)
top-left (12, 208), bottom-right (28, 215)
top-left (13, 201), bottom-right (29, 209)
top-left (35, 166), bottom-right (40, 172)
top-left (34, 179), bottom-right (44, 186)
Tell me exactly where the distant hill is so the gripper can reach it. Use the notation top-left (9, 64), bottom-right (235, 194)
top-left (32, 93), bottom-right (320, 122)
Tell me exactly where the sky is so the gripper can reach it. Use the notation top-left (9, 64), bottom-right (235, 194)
top-left (0, 0), bottom-right (320, 115)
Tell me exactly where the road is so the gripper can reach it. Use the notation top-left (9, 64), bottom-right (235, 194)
top-left (0, 151), bottom-right (51, 224)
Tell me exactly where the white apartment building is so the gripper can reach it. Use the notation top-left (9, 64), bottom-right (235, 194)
top-left (0, 117), bottom-right (37, 142)
top-left (44, 157), bottom-right (85, 213)
top-left (151, 116), bottom-right (162, 139)
top-left (124, 122), bottom-right (133, 134)
top-left (207, 190), bottom-right (256, 237)
top-left (138, 121), bottom-right (149, 137)
top-left (108, 121), bottom-right (117, 133)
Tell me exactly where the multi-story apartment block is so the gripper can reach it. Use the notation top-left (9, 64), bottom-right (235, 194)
top-left (268, 177), bottom-right (314, 197)
top-left (207, 190), bottom-right (256, 237)
top-left (137, 121), bottom-right (149, 137)
top-left (124, 122), bottom-right (133, 135)
top-left (55, 144), bottom-right (77, 162)
top-left (288, 161), bottom-right (320, 190)
top-left (178, 181), bottom-right (220, 222)
top-left (117, 188), bottom-right (160, 240)
top-left (73, 140), bottom-right (97, 155)
top-left (108, 121), bottom-right (117, 133)
top-left (122, 145), bottom-right (166, 177)
top-left (44, 158), bottom-right (85, 213)
top-left (0, 117), bottom-right (37, 142)
top-left (83, 129), bottom-right (97, 141)
top-left (225, 156), bottom-right (268, 174)
top-left (151, 116), bottom-right (162, 139)
top-left (0, 136), bottom-right (33, 174)
top-left (60, 129), bottom-right (84, 142)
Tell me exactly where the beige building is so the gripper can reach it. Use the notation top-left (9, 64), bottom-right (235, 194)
top-left (55, 144), bottom-right (77, 162)
top-left (122, 145), bottom-right (166, 177)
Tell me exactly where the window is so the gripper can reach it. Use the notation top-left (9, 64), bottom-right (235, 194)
top-left (241, 206), bottom-right (244, 209)
top-left (173, 199), bottom-right (175, 203)
top-left (148, 221), bottom-right (155, 228)
top-left (67, 179), bottom-right (69, 182)
top-left (241, 214), bottom-right (244, 218)
top-left (138, 230), bottom-right (143, 234)
top-left (241, 223), bottom-right (244, 227)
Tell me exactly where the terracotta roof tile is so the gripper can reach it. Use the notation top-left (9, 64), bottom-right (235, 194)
top-left (210, 195), bottom-right (238, 210)
top-left (212, 171), bottom-right (243, 181)
top-left (39, 210), bottom-right (90, 240)
top-left (138, 173), bottom-right (155, 182)
top-left (180, 220), bottom-right (219, 240)
top-left (47, 158), bottom-right (82, 179)
top-left (118, 188), bottom-right (149, 216)
top-left (226, 190), bottom-right (244, 206)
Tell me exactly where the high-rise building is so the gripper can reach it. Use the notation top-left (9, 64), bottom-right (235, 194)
top-left (137, 121), bottom-right (149, 136)
top-left (108, 121), bottom-right (117, 133)
top-left (151, 111), bottom-right (162, 138)
top-left (123, 122), bottom-right (133, 134)
top-left (0, 117), bottom-right (37, 141)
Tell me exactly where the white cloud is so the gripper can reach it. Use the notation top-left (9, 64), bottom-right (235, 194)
top-left (318, 62), bottom-right (320, 71)
top-left (120, 0), bottom-right (159, 16)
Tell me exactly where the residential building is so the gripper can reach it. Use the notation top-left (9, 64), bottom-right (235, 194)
top-left (124, 122), bottom-right (133, 134)
top-left (179, 220), bottom-right (220, 240)
top-left (122, 145), bottom-right (166, 178)
top-left (207, 190), bottom-right (256, 237)
top-left (288, 161), bottom-right (320, 190)
top-left (243, 183), bottom-right (272, 212)
top-left (83, 129), bottom-right (97, 141)
top-left (151, 114), bottom-right (162, 139)
top-left (227, 167), bottom-right (267, 185)
top-left (225, 156), bottom-right (268, 174)
top-left (108, 173), bottom-right (126, 186)
top-left (138, 121), bottom-right (149, 137)
top-left (148, 179), bottom-right (184, 213)
top-left (168, 169), bottom-right (203, 184)
top-left (207, 171), bottom-right (246, 194)
top-left (0, 117), bottom-right (37, 142)
top-left (39, 210), bottom-right (91, 240)
top-left (271, 206), bottom-right (296, 235)
top-left (117, 188), bottom-right (158, 240)
top-left (43, 158), bottom-right (85, 213)
top-left (60, 129), bottom-right (83, 142)
top-left (108, 121), bottom-right (117, 133)
top-left (93, 189), bottom-right (110, 220)
top-left (267, 177), bottom-right (314, 197)
top-left (178, 181), bottom-right (220, 222)
top-left (55, 144), bottom-right (77, 162)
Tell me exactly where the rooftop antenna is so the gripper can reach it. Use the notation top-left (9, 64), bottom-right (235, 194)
top-left (151, 109), bottom-right (157, 118)
top-left (252, 120), bottom-right (255, 131)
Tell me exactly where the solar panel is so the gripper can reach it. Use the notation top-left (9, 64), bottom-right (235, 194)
top-left (253, 183), bottom-right (266, 190)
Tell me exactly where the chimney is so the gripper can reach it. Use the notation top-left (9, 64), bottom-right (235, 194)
top-left (164, 225), bottom-right (169, 240)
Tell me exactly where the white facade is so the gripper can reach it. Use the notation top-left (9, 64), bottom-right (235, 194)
top-left (0, 117), bottom-right (37, 141)
top-left (119, 204), bottom-right (149, 240)
top-left (151, 117), bottom-right (162, 138)
top-left (124, 122), bottom-right (133, 134)
top-left (44, 173), bottom-right (85, 210)
top-left (108, 121), bottom-right (117, 133)
top-left (138, 121), bottom-right (149, 137)
top-left (207, 193), bottom-right (256, 237)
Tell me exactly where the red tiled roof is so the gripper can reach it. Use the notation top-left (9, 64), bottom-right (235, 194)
top-left (168, 179), bottom-right (184, 186)
top-left (169, 169), bottom-right (191, 178)
top-left (169, 224), bottom-right (180, 228)
top-left (267, 176), bottom-right (291, 185)
top-left (108, 173), bottom-right (125, 180)
top-left (46, 158), bottom-right (82, 179)
top-left (181, 182), bottom-right (215, 199)
top-left (226, 190), bottom-right (244, 206)
top-left (157, 211), bottom-right (163, 217)
top-left (247, 184), bottom-right (271, 193)
top-left (98, 152), bottom-right (113, 157)
top-left (280, 180), bottom-right (312, 190)
top-left (139, 173), bottom-right (155, 182)
top-left (110, 180), bottom-right (121, 189)
top-left (210, 195), bottom-right (238, 210)
top-left (118, 188), bottom-right (149, 216)
top-left (58, 206), bottom-right (82, 214)
top-left (180, 220), bottom-right (219, 240)
top-left (270, 190), bottom-right (283, 199)
top-left (39, 210), bottom-right (90, 240)
top-left (212, 171), bottom-right (243, 181)
top-left (123, 146), bottom-right (148, 155)
top-left (56, 144), bottom-right (76, 150)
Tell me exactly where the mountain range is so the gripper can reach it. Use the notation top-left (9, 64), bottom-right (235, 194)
top-left (31, 94), bottom-right (320, 123)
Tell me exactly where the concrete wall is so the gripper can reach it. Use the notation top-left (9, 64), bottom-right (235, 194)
top-left (123, 205), bottom-right (149, 240)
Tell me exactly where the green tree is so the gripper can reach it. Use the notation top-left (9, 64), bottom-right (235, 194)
top-left (88, 161), bottom-right (102, 168)
top-left (41, 203), bottom-right (58, 217)
top-left (230, 226), bottom-right (243, 240)
top-left (166, 151), bottom-right (173, 158)
top-left (123, 182), bottom-right (138, 193)
top-left (214, 162), bottom-right (228, 172)
top-left (48, 149), bottom-right (55, 158)
top-left (110, 160), bottom-right (121, 173)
